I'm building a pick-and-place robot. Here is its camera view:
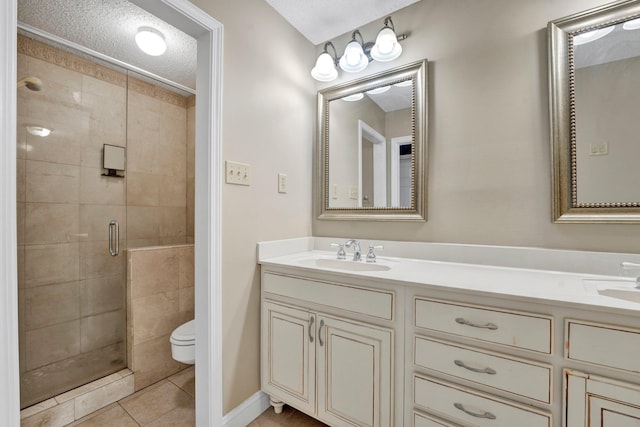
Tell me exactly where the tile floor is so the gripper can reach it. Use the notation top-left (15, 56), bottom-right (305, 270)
top-left (65, 366), bottom-right (325, 426)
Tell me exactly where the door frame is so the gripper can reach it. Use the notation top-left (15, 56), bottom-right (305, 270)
top-left (0, 0), bottom-right (224, 425)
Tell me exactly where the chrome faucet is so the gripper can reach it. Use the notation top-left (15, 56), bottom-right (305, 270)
top-left (344, 239), bottom-right (362, 262)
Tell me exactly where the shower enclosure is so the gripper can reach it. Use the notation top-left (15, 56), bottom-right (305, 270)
top-left (17, 33), bottom-right (194, 408)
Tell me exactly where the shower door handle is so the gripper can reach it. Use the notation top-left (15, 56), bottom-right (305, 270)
top-left (108, 220), bottom-right (119, 256)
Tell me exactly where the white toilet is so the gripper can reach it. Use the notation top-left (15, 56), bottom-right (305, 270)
top-left (170, 319), bottom-right (195, 364)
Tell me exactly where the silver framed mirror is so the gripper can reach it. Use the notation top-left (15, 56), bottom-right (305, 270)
top-left (317, 59), bottom-right (428, 221)
top-left (549, 0), bottom-right (640, 223)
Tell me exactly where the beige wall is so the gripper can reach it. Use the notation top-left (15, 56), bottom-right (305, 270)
top-left (191, 0), bottom-right (636, 416)
top-left (189, 0), bottom-right (315, 413)
top-left (313, 0), bottom-right (639, 253)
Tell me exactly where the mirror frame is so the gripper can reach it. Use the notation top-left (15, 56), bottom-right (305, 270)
top-left (549, 0), bottom-right (640, 223)
top-left (317, 59), bottom-right (428, 221)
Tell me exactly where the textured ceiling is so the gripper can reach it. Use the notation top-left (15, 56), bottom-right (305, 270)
top-left (18, 0), bottom-right (197, 92)
top-left (18, 0), bottom-right (420, 93)
top-left (265, 0), bottom-right (421, 45)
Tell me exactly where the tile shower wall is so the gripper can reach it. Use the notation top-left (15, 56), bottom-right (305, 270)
top-left (126, 77), bottom-right (194, 249)
top-left (127, 245), bottom-right (194, 391)
top-left (17, 34), bottom-right (195, 408)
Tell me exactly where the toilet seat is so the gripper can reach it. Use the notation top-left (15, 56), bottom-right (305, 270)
top-left (170, 320), bottom-right (195, 364)
top-left (170, 319), bottom-right (195, 345)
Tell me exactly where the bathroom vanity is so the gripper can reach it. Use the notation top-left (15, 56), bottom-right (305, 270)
top-left (258, 237), bottom-right (640, 427)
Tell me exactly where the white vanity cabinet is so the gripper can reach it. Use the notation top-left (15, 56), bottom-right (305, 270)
top-left (564, 319), bottom-right (640, 426)
top-left (261, 272), bottom-right (397, 427)
top-left (565, 371), bottom-right (640, 426)
top-left (409, 295), bottom-right (553, 426)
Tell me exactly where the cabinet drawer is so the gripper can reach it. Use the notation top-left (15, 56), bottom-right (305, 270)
top-left (414, 336), bottom-right (552, 403)
top-left (414, 411), bottom-right (456, 427)
top-left (413, 375), bottom-right (551, 427)
top-left (415, 298), bottom-right (552, 353)
top-left (566, 319), bottom-right (640, 373)
top-left (263, 273), bottom-right (393, 320)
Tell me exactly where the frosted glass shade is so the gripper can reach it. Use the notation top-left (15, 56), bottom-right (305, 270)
top-left (311, 52), bottom-right (338, 82)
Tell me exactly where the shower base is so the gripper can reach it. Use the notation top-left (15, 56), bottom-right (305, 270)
top-left (21, 342), bottom-right (126, 409)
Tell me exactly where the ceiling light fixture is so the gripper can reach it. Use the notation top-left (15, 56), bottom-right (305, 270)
top-left (26, 126), bottom-right (51, 137)
top-left (135, 27), bottom-right (167, 56)
top-left (311, 16), bottom-right (407, 82)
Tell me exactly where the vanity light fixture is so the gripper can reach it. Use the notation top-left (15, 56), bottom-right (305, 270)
top-left (366, 85), bottom-right (391, 95)
top-left (623, 17), bottom-right (640, 30)
top-left (135, 27), bottom-right (167, 56)
top-left (339, 30), bottom-right (369, 73)
top-left (370, 17), bottom-right (403, 62)
top-left (341, 93), bottom-right (364, 102)
top-left (311, 16), bottom-right (407, 82)
top-left (573, 26), bottom-right (615, 45)
top-left (311, 42), bottom-right (339, 82)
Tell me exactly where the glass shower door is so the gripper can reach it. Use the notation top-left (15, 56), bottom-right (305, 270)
top-left (17, 35), bottom-right (128, 408)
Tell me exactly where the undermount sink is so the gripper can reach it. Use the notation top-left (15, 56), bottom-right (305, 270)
top-left (583, 279), bottom-right (640, 304)
top-left (298, 257), bottom-right (391, 272)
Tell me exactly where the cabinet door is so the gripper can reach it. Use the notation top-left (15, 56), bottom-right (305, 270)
top-left (316, 315), bottom-right (393, 427)
top-left (590, 397), bottom-right (640, 426)
top-left (261, 301), bottom-right (315, 414)
top-left (566, 370), bottom-right (640, 427)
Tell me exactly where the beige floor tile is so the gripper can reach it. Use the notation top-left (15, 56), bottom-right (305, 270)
top-left (249, 406), bottom-right (328, 427)
top-left (167, 367), bottom-right (195, 397)
top-left (71, 403), bottom-right (138, 427)
top-left (146, 404), bottom-right (195, 427)
top-left (119, 380), bottom-right (193, 425)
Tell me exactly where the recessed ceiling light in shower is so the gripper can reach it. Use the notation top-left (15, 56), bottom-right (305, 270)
top-left (135, 27), bottom-right (167, 56)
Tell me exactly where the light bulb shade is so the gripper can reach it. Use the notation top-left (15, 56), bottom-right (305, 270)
top-left (339, 41), bottom-right (369, 73)
top-left (311, 52), bottom-right (338, 82)
top-left (623, 18), bottom-right (640, 30)
top-left (342, 93), bottom-right (364, 102)
top-left (371, 27), bottom-right (402, 62)
top-left (135, 27), bottom-right (167, 56)
top-left (573, 26), bottom-right (614, 45)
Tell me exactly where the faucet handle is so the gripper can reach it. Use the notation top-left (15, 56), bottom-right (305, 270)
top-left (366, 244), bottom-right (384, 263)
top-left (331, 243), bottom-right (346, 260)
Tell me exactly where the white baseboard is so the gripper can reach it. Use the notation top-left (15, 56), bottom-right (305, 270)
top-left (221, 391), bottom-right (270, 427)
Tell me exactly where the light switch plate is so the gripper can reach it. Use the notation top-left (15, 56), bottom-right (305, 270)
top-left (225, 160), bottom-right (250, 185)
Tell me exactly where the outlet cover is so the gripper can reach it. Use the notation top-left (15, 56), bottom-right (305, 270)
top-left (278, 173), bottom-right (287, 193)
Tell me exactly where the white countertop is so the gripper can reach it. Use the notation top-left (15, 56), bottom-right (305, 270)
top-left (259, 249), bottom-right (640, 313)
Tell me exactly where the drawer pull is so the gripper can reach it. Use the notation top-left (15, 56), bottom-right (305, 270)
top-left (454, 359), bottom-right (497, 375)
top-left (318, 319), bottom-right (325, 346)
top-left (455, 317), bottom-right (498, 330)
top-left (309, 316), bottom-right (315, 343)
top-left (453, 402), bottom-right (496, 420)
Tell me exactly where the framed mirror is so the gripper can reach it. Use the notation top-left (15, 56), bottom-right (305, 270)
top-left (549, 0), bottom-right (640, 222)
top-left (317, 60), bottom-right (427, 221)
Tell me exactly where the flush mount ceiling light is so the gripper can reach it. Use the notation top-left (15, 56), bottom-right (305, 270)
top-left (311, 16), bottom-right (407, 82)
top-left (26, 126), bottom-right (51, 137)
top-left (573, 25), bottom-right (615, 45)
top-left (135, 27), bottom-right (167, 56)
